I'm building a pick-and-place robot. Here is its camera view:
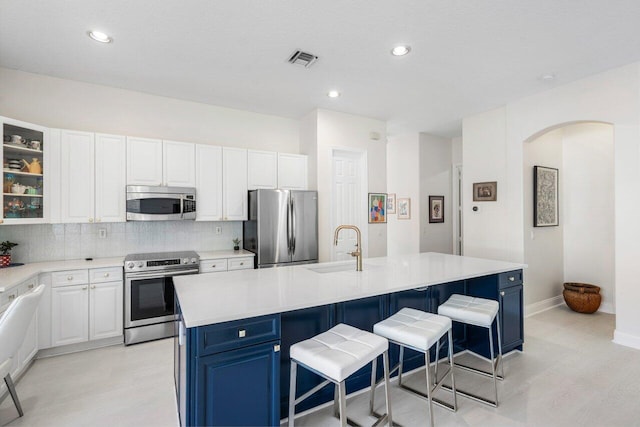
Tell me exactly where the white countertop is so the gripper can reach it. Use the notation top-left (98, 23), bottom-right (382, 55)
top-left (0, 249), bottom-right (256, 292)
top-left (174, 252), bottom-right (525, 328)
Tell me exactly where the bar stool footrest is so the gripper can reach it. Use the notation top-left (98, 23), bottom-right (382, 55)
top-left (441, 384), bottom-right (497, 408)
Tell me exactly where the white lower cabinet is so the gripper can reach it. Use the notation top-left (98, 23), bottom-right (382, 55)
top-left (199, 255), bottom-right (254, 273)
top-left (51, 267), bottom-right (123, 347)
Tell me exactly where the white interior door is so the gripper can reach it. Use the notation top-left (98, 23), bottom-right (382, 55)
top-left (331, 150), bottom-right (365, 261)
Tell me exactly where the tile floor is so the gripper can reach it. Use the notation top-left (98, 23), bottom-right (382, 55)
top-left (1, 306), bottom-right (639, 426)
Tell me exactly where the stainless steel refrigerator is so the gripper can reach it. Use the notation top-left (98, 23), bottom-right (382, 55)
top-left (243, 189), bottom-right (318, 268)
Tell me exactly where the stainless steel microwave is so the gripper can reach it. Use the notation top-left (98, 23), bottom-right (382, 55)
top-left (126, 186), bottom-right (196, 221)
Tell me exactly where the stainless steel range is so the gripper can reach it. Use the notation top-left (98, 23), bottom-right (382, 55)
top-left (124, 251), bottom-right (199, 345)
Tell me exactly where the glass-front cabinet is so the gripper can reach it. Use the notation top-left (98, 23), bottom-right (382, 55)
top-left (1, 117), bottom-right (49, 223)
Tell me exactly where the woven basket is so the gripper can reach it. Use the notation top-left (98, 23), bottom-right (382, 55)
top-left (563, 282), bottom-right (601, 314)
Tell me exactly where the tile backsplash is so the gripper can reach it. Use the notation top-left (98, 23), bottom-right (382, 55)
top-left (0, 221), bottom-right (243, 263)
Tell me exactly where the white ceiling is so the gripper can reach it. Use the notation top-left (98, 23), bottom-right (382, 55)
top-left (2, 1), bottom-right (640, 137)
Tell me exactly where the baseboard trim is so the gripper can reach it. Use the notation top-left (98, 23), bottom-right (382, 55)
top-left (36, 336), bottom-right (124, 359)
top-left (525, 295), bottom-right (564, 318)
top-left (613, 330), bottom-right (640, 350)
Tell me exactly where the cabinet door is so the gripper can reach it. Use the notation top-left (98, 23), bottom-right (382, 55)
top-left (126, 137), bottom-right (163, 185)
top-left (95, 133), bottom-right (126, 222)
top-left (247, 150), bottom-right (277, 190)
top-left (195, 341), bottom-right (280, 427)
top-left (51, 284), bottom-right (89, 346)
top-left (89, 281), bottom-right (123, 341)
top-left (222, 147), bottom-right (248, 221)
top-left (163, 140), bottom-right (196, 187)
top-left (60, 130), bottom-right (95, 223)
top-left (195, 144), bottom-right (223, 221)
top-left (500, 284), bottom-right (524, 353)
top-left (277, 153), bottom-right (307, 190)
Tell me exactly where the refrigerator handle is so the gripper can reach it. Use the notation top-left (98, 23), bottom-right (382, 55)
top-left (286, 197), bottom-right (292, 255)
top-left (291, 197), bottom-right (296, 255)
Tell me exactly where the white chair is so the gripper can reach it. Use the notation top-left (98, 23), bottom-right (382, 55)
top-left (437, 294), bottom-right (503, 407)
top-left (0, 284), bottom-right (45, 418)
top-left (288, 323), bottom-right (393, 427)
top-left (373, 308), bottom-right (457, 427)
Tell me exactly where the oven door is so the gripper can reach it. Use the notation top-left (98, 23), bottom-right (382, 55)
top-left (126, 192), bottom-right (185, 221)
top-left (125, 269), bottom-right (198, 328)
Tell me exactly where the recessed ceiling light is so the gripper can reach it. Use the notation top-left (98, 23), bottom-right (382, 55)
top-left (540, 73), bottom-right (556, 81)
top-left (391, 45), bottom-right (411, 56)
top-left (327, 90), bottom-right (341, 98)
top-left (88, 30), bottom-right (112, 43)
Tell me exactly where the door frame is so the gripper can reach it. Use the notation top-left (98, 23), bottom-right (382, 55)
top-left (452, 163), bottom-right (463, 255)
top-left (329, 147), bottom-right (368, 261)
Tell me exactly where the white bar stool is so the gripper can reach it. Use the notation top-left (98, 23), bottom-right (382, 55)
top-left (437, 294), bottom-right (503, 407)
top-left (373, 308), bottom-right (457, 427)
top-left (288, 323), bottom-right (393, 427)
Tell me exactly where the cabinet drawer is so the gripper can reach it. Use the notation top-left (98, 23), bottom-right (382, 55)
top-left (0, 286), bottom-right (19, 307)
top-left (18, 278), bottom-right (38, 295)
top-left (498, 270), bottom-right (523, 289)
top-left (196, 314), bottom-right (280, 356)
top-left (227, 257), bottom-right (254, 271)
top-left (199, 259), bottom-right (228, 273)
top-left (52, 270), bottom-right (89, 287)
top-left (90, 267), bottom-right (123, 284)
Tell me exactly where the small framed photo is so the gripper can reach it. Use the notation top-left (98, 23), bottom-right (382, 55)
top-left (473, 181), bottom-right (497, 202)
top-left (534, 166), bottom-right (559, 227)
top-left (397, 198), bottom-right (411, 220)
top-left (387, 193), bottom-right (396, 214)
top-left (429, 196), bottom-right (444, 223)
top-left (368, 193), bottom-right (387, 223)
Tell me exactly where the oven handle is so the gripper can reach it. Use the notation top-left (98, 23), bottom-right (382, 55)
top-left (125, 269), bottom-right (199, 280)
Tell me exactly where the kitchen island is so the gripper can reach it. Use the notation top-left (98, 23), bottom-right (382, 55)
top-left (173, 252), bottom-right (525, 426)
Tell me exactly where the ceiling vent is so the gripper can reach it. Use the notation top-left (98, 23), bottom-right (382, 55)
top-left (288, 50), bottom-right (318, 68)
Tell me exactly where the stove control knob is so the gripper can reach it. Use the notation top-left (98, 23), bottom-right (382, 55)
top-left (126, 262), bottom-right (134, 269)
top-left (137, 262), bottom-right (144, 268)
top-left (190, 258), bottom-right (197, 264)
top-left (182, 258), bottom-right (189, 264)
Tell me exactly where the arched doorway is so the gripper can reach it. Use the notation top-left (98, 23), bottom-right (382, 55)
top-left (522, 121), bottom-right (615, 315)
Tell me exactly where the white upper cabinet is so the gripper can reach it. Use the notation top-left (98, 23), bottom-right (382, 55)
top-left (196, 144), bottom-right (223, 221)
top-left (278, 153), bottom-right (308, 190)
top-left (247, 150), bottom-right (277, 190)
top-left (126, 137), bottom-right (163, 186)
top-left (127, 137), bottom-right (195, 187)
top-left (163, 140), bottom-right (196, 187)
top-left (60, 131), bottom-right (126, 223)
top-left (222, 147), bottom-right (248, 221)
top-left (95, 134), bottom-right (126, 223)
top-left (60, 130), bottom-right (95, 223)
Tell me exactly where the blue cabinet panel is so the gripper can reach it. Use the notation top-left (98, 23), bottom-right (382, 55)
top-left (195, 341), bottom-right (280, 427)
top-left (500, 284), bottom-right (523, 353)
top-left (196, 314), bottom-right (280, 356)
top-left (280, 305), bottom-right (335, 415)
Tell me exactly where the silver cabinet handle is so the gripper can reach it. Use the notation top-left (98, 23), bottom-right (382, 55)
top-left (274, 344), bottom-right (280, 352)
top-left (238, 329), bottom-right (246, 338)
top-left (211, 264), bottom-right (216, 268)
top-left (509, 276), bottom-right (515, 282)
top-left (91, 285), bottom-right (96, 289)
top-left (28, 284), bottom-right (34, 289)
top-left (8, 294), bottom-right (16, 300)
top-left (89, 217), bottom-right (94, 223)
top-left (82, 286), bottom-right (88, 290)
top-left (240, 262), bottom-right (244, 266)
top-left (104, 273), bottom-right (109, 278)
top-left (500, 291), bottom-right (505, 296)
top-left (67, 276), bottom-right (73, 281)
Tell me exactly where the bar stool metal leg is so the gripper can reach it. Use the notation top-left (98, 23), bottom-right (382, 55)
top-left (369, 356), bottom-right (378, 414)
top-left (489, 326), bottom-right (498, 405)
top-left (5, 374), bottom-right (24, 417)
top-left (497, 316), bottom-right (504, 378)
top-left (424, 350), bottom-right (435, 427)
top-left (448, 329), bottom-right (457, 411)
top-left (288, 362), bottom-right (297, 427)
top-left (338, 381), bottom-right (348, 427)
top-left (382, 351), bottom-right (393, 427)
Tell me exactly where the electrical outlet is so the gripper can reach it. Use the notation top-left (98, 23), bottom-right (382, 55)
top-left (215, 226), bottom-right (222, 235)
top-left (98, 228), bottom-right (107, 239)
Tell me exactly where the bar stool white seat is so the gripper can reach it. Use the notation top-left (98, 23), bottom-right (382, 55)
top-left (288, 323), bottom-right (393, 427)
top-left (437, 294), bottom-right (503, 407)
top-left (373, 308), bottom-right (457, 427)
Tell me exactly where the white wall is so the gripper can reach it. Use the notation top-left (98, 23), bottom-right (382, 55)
top-left (0, 67), bottom-right (300, 152)
top-left (305, 109), bottom-right (387, 261)
top-left (462, 62), bottom-right (640, 349)
top-left (387, 134), bottom-right (420, 255)
top-left (419, 133), bottom-right (453, 254)
top-left (523, 129), bottom-right (565, 308)
top-left (562, 123), bottom-right (615, 313)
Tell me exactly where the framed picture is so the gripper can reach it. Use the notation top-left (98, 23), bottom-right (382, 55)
top-left (397, 198), bottom-right (411, 220)
top-left (428, 196), bottom-right (444, 223)
top-left (473, 181), bottom-right (497, 202)
top-left (387, 193), bottom-right (396, 214)
top-left (368, 193), bottom-right (387, 223)
top-left (534, 166), bottom-right (559, 227)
